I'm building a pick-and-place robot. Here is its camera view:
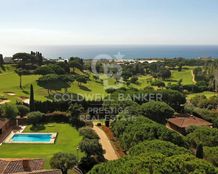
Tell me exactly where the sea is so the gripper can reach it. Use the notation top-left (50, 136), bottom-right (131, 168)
top-left (3, 45), bottom-right (218, 59)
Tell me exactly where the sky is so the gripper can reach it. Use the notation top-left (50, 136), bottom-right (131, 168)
top-left (0, 0), bottom-right (218, 56)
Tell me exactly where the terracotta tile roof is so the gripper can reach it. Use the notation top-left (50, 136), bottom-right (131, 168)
top-left (167, 116), bottom-right (212, 128)
top-left (0, 158), bottom-right (44, 174)
top-left (16, 169), bottom-right (62, 174)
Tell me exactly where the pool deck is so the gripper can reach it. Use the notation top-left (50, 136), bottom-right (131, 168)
top-left (4, 132), bottom-right (57, 144)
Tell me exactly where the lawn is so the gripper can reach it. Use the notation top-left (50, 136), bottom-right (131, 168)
top-left (0, 123), bottom-right (83, 168)
top-left (0, 65), bottom-right (108, 102)
top-left (129, 75), bottom-right (153, 89)
top-left (0, 65), bottom-right (200, 103)
top-left (164, 68), bottom-right (195, 85)
top-left (187, 91), bottom-right (218, 99)
top-left (0, 65), bottom-right (46, 102)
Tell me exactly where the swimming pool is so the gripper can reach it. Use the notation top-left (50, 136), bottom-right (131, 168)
top-left (5, 133), bottom-right (57, 144)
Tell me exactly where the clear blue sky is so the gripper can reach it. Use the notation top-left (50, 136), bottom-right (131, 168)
top-left (0, 0), bottom-right (218, 55)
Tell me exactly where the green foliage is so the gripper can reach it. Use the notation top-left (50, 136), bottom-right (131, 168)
top-left (76, 75), bottom-right (89, 86)
top-left (204, 146), bottom-right (218, 167)
top-left (89, 153), bottom-right (217, 174)
top-left (186, 127), bottom-right (218, 147)
top-left (191, 95), bottom-right (218, 110)
top-left (140, 101), bottom-right (175, 123)
top-left (185, 126), bottom-right (199, 134)
top-left (158, 154), bottom-right (217, 174)
top-left (29, 84), bottom-right (35, 111)
top-left (27, 111), bottom-right (43, 126)
top-left (105, 88), bottom-right (116, 93)
top-left (128, 140), bottom-right (190, 157)
top-left (79, 127), bottom-right (99, 140)
top-left (79, 138), bottom-right (104, 157)
top-left (196, 144), bottom-right (204, 159)
top-left (158, 68), bottom-right (171, 80)
top-left (106, 88), bottom-right (186, 112)
top-left (13, 53), bottom-right (37, 68)
top-left (36, 64), bottom-right (66, 75)
top-left (89, 153), bottom-right (165, 174)
top-left (68, 103), bottom-right (84, 124)
top-left (17, 105), bottom-right (30, 117)
top-left (37, 74), bottom-right (73, 94)
top-left (69, 57), bottom-right (84, 72)
top-left (0, 54), bottom-right (4, 67)
top-left (2, 104), bottom-right (18, 119)
top-left (159, 89), bottom-right (186, 111)
top-left (184, 105), bottom-right (218, 128)
top-left (111, 116), bottom-right (185, 150)
top-left (50, 152), bottom-right (77, 174)
top-left (35, 65), bottom-right (55, 75)
top-left (0, 105), bottom-right (4, 117)
top-left (129, 76), bottom-right (138, 84)
top-left (151, 80), bottom-right (165, 87)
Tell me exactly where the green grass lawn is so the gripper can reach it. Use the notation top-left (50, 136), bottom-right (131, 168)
top-left (163, 67), bottom-right (195, 85)
top-left (129, 75), bottom-right (153, 89)
top-left (0, 65), bottom-right (109, 102)
top-left (187, 91), bottom-right (218, 99)
top-left (0, 65), bottom-right (201, 102)
top-left (0, 123), bottom-right (83, 168)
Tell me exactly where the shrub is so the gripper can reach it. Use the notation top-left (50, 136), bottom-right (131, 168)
top-left (184, 105), bottom-right (218, 128)
top-left (204, 146), bottom-right (218, 167)
top-left (2, 104), bottom-right (18, 119)
top-left (27, 111), bottom-right (43, 126)
top-left (79, 138), bottom-right (104, 157)
top-left (84, 120), bottom-right (94, 127)
top-left (96, 123), bottom-right (102, 126)
top-left (50, 152), bottom-right (77, 174)
top-left (128, 140), bottom-right (190, 157)
top-left (88, 154), bottom-right (217, 174)
top-left (111, 116), bottom-right (186, 150)
top-left (17, 105), bottom-right (30, 117)
top-left (44, 111), bottom-right (69, 123)
top-left (79, 127), bottom-right (99, 139)
top-left (186, 127), bottom-right (218, 147)
top-left (0, 105), bottom-right (4, 117)
top-left (105, 88), bottom-right (116, 93)
top-left (140, 101), bottom-right (175, 124)
top-left (151, 80), bottom-right (165, 87)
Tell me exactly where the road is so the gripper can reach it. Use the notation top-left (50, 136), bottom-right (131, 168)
top-left (92, 125), bottom-right (118, 161)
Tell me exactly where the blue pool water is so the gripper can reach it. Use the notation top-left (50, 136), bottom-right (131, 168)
top-left (11, 134), bottom-right (52, 143)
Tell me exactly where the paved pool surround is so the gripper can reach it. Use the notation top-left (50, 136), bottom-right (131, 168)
top-left (4, 133), bottom-right (57, 144)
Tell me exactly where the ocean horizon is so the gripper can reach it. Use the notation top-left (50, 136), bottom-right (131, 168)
top-left (3, 45), bottom-right (218, 59)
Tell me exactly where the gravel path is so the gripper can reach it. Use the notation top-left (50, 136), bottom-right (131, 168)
top-left (93, 125), bottom-right (118, 161)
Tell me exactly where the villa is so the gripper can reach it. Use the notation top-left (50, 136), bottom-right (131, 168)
top-left (0, 158), bottom-right (61, 174)
top-left (167, 114), bottom-right (213, 135)
top-left (0, 119), bottom-right (16, 143)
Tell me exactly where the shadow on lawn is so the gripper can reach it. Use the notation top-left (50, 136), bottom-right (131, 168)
top-left (79, 85), bottom-right (91, 91)
top-left (30, 124), bottom-right (45, 131)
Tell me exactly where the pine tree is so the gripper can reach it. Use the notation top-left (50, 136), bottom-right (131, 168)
top-left (30, 84), bottom-right (35, 111)
top-left (0, 54), bottom-right (3, 67)
top-left (196, 144), bottom-right (204, 159)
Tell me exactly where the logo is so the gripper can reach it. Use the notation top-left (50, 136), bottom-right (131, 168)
top-left (91, 52), bottom-right (124, 89)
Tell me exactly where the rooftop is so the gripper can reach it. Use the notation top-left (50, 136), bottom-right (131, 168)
top-left (0, 158), bottom-right (44, 174)
top-left (167, 115), bottom-right (212, 128)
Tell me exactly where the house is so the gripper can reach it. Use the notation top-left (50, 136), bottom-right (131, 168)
top-left (167, 115), bottom-right (212, 135)
top-left (0, 119), bottom-right (16, 143)
top-left (0, 158), bottom-right (61, 174)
